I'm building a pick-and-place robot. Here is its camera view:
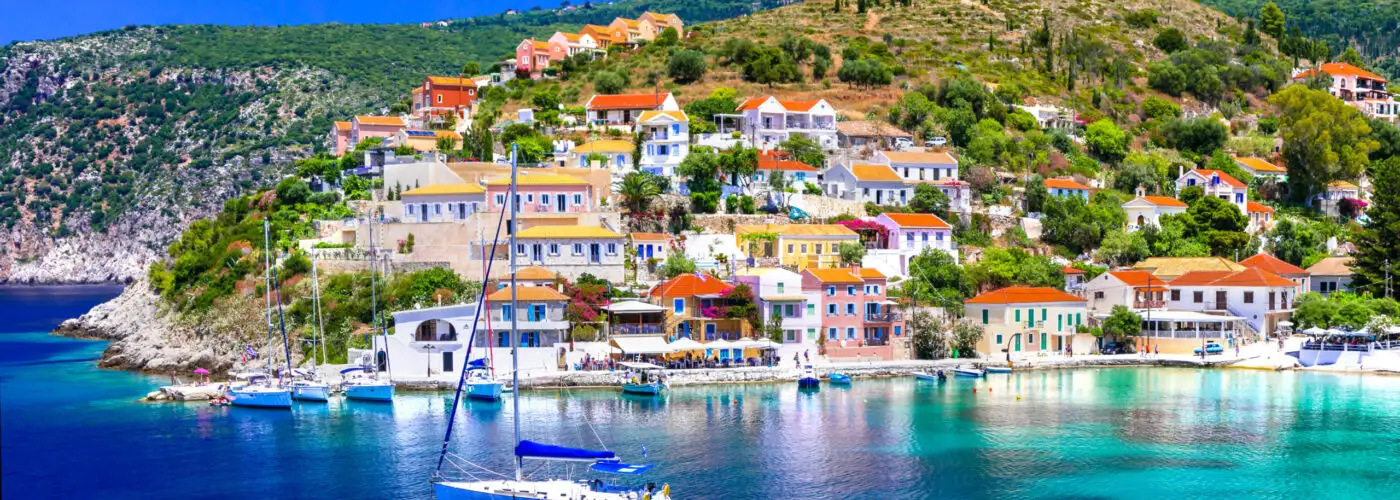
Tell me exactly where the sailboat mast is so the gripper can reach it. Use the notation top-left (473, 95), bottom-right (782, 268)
top-left (509, 144), bottom-right (522, 482)
top-left (368, 206), bottom-right (381, 375)
top-left (311, 251), bottom-right (326, 367)
top-left (263, 219), bottom-right (274, 379)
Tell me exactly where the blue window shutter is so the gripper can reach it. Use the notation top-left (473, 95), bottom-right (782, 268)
top-left (674, 299), bottom-right (684, 313)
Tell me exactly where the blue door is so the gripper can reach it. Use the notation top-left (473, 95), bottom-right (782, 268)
top-left (705, 323), bottom-right (716, 341)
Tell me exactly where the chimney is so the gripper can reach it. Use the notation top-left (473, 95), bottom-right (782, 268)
top-left (1178, 165), bottom-right (1184, 179)
top-left (850, 264), bottom-right (860, 275)
top-left (1135, 186), bottom-right (1146, 197)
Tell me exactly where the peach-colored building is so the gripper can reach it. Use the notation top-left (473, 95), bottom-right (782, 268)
top-left (639, 12), bottom-right (684, 38)
top-left (609, 17), bottom-right (657, 43)
top-left (484, 173), bottom-right (595, 214)
top-left (515, 39), bottom-right (552, 75)
top-left (330, 121), bottom-right (352, 155)
top-left (547, 32), bottom-right (600, 61)
top-left (350, 115), bottom-right (406, 149)
top-left (581, 24), bottom-right (626, 49)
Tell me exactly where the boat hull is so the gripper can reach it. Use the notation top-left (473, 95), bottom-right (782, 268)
top-left (230, 388), bottom-right (292, 408)
top-left (622, 383), bottom-right (663, 395)
top-left (345, 383), bottom-right (394, 402)
top-left (985, 367), bottom-right (1012, 374)
top-left (953, 369), bottom-right (985, 378)
top-left (467, 382), bottom-right (503, 401)
top-left (291, 384), bottom-right (330, 401)
top-left (828, 374), bottom-right (851, 384)
top-left (434, 479), bottom-right (667, 500)
top-left (797, 377), bottom-right (820, 388)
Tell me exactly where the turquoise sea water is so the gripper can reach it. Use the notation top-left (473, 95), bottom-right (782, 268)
top-left (4, 287), bottom-right (1400, 499)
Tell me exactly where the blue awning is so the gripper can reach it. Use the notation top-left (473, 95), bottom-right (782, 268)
top-left (515, 440), bottom-right (615, 461)
top-left (468, 358), bottom-right (488, 368)
top-left (590, 460), bottom-right (654, 475)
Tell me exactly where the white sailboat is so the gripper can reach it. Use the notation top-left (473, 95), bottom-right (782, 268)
top-left (291, 252), bottom-right (331, 402)
top-left (344, 207), bottom-right (394, 403)
top-left (431, 146), bottom-right (669, 500)
top-left (465, 358), bottom-right (503, 401)
top-left (231, 219), bottom-right (293, 409)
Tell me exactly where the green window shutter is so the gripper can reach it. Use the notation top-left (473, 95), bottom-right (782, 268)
top-left (1042, 308), bottom-right (1047, 321)
top-left (1015, 310), bottom-right (1021, 322)
top-left (982, 309), bottom-right (989, 324)
top-left (1057, 314), bottom-right (1062, 331)
top-left (1076, 313), bottom-right (1082, 326)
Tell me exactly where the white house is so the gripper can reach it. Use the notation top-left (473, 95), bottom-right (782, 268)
top-left (1306, 257), bottom-right (1353, 296)
top-left (734, 267), bottom-right (822, 346)
top-left (734, 96), bottom-right (838, 150)
top-left (1123, 189), bottom-right (1189, 231)
top-left (546, 32), bottom-right (600, 59)
top-left (1043, 178), bottom-right (1095, 200)
top-left (874, 150), bottom-right (959, 183)
top-left (1239, 253), bottom-right (1309, 294)
top-left (1166, 268), bottom-right (1296, 335)
top-left (382, 302), bottom-right (559, 380)
top-left (567, 140), bottom-right (634, 170)
top-left (963, 287), bottom-right (1096, 358)
top-left (753, 156), bottom-right (820, 188)
top-left (479, 286), bottom-right (571, 350)
top-left (637, 110), bottom-right (689, 177)
top-left (1313, 180), bottom-right (1365, 217)
top-left (1082, 270), bottom-right (1170, 314)
top-left (1176, 168), bottom-right (1248, 213)
top-left (1247, 201), bottom-right (1275, 232)
top-left (584, 92), bottom-right (679, 127)
top-left (630, 232), bottom-right (672, 262)
top-left (822, 163), bottom-right (910, 205)
top-left (1291, 62), bottom-right (1397, 122)
top-left (400, 184), bottom-right (486, 223)
top-left (513, 225), bottom-right (625, 282)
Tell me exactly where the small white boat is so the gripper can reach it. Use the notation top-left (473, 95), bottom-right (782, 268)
top-left (953, 367), bottom-right (986, 378)
top-left (985, 366), bottom-right (1012, 374)
top-left (288, 379), bottom-right (331, 401)
top-left (797, 365), bottom-right (820, 388)
top-left (619, 362), bottom-right (667, 396)
top-left (466, 358), bottom-right (503, 401)
top-left (342, 366), bottom-right (394, 402)
top-left (913, 370), bottom-right (946, 382)
top-left (230, 381), bottom-right (292, 409)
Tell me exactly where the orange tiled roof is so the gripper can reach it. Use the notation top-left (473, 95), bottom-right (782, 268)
top-left (1062, 265), bottom-right (1085, 275)
top-left (1109, 270), bottom-right (1168, 288)
top-left (648, 273), bottom-right (730, 298)
top-left (856, 268), bottom-right (886, 279)
top-left (1239, 253), bottom-right (1307, 276)
top-left (965, 287), bottom-right (1086, 305)
top-left (1139, 196), bottom-right (1188, 208)
top-left (1189, 169), bottom-right (1246, 188)
top-left (778, 99), bottom-right (821, 112)
top-left (1329, 180), bottom-right (1360, 190)
top-left (1295, 62), bottom-right (1387, 83)
top-left (630, 232), bottom-right (670, 241)
top-left (354, 115), bottom-right (405, 127)
top-left (1233, 156), bottom-right (1286, 173)
top-left (1044, 178), bottom-right (1095, 191)
top-left (1246, 201), bottom-right (1274, 214)
top-left (736, 96), bottom-right (825, 113)
top-left (514, 266), bottom-right (559, 281)
top-left (736, 97), bottom-right (773, 111)
top-left (488, 286), bottom-right (569, 301)
top-left (849, 164), bottom-right (902, 182)
top-left (882, 213), bottom-right (951, 229)
top-left (556, 32), bottom-right (583, 42)
top-left (333, 121), bottom-right (351, 131)
top-left (616, 18), bottom-right (642, 29)
top-left (757, 159), bottom-right (819, 172)
top-left (586, 93), bottom-right (672, 110)
top-left (1170, 268), bottom-right (1296, 287)
top-left (426, 76), bottom-right (477, 87)
top-left (806, 268), bottom-right (864, 284)
top-left (880, 151), bottom-right (957, 165)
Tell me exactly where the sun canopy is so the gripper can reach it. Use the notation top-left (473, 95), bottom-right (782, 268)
top-left (516, 440), bottom-right (616, 462)
top-left (610, 336), bottom-right (676, 355)
top-left (590, 460), bottom-right (654, 475)
top-left (668, 337), bottom-right (705, 350)
top-left (604, 300), bottom-right (666, 314)
top-left (706, 339), bottom-right (734, 349)
top-left (618, 361), bottom-right (666, 370)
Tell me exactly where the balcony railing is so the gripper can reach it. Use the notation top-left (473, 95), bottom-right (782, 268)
top-left (865, 312), bottom-right (903, 323)
top-left (485, 311), bottom-right (566, 324)
top-left (1134, 300), bottom-right (1166, 309)
top-left (1201, 301), bottom-right (1229, 310)
top-left (612, 324), bottom-right (664, 335)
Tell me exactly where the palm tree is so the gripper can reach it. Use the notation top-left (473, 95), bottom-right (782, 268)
top-left (619, 172), bottom-right (659, 214)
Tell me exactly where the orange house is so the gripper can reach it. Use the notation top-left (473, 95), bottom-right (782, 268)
top-left (421, 76), bottom-right (477, 117)
top-left (581, 24), bottom-right (626, 49)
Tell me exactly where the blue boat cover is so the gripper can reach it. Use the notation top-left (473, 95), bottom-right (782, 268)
top-left (590, 460), bottom-right (654, 475)
top-left (339, 367), bottom-right (365, 375)
top-left (515, 440), bottom-right (616, 461)
top-left (467, 358), bottom-right (488, 368)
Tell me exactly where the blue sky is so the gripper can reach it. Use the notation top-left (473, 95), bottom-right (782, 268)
top-left (2, 0), bottom-right (554, 45)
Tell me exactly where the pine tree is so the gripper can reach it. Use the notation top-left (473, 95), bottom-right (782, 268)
top-left (1260, 2), bottom-right (1286, 39)
top-left (833, 0), bottom-right (839, 14)
top-left (988, 33), bottom-right (996, 52)
top-left (1351, 157), bottom-right (1400, 297)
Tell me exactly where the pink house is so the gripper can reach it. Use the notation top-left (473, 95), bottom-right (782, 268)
top-left (515, 39), bottom-right (552, 75)
top-left (803, 266), bottom-right (905, 360)
top-left (350, 115), bottom-right (406, 148)
top-left (484, 173), bottom-right (594, 213)
top-left (330, 121), bottom-right (352, 155)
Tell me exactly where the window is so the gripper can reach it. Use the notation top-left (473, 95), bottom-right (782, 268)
top-left (788, 244), bottom-right (795, 254)
top-left (501, 305), bottom-right (513, 320)
top-left (800, 244), bottom-right (808, 253)
top-left (936, 232), bottom-right (943, 241)
top-left (827, 286), bottom-right (836, 296)
top-left (982, 309), bottom-right (989, 324)
top-left (434, 204), bottom-right (441, 214)
top-left (1244, 291), bottom-right (1254, 303)
top-left (996, 334), bottom-right (1003, 345)
top-left (1076, 313), bottom-right (1082, 325)
top-left (1094, 291), bottom-right (1105, 299)
top-left (864, 285), bottom-right (872, 294)
top-left (606, 243), bottom-right (618, 255)
top-left (846, 327), bottom-right (856, 339)
top-left (1015, 310), bottom-right (1021, 322)
top-left (526, 194), bottom-right (534, 203)
top-left (436, 94), bottom-right (443, 103)
top-left (1027, 309), bottom-right (1034, 327)
top-left (922, 233), bottom-right (929, 243)
top-left (548, 244), bottom-right (560, 256)
top-left (495, 194), bottom-right (506, 205)
top-left (572, 244), bottom-right (583, 256)
top-left (673, 299), bottom-right (684, 313)
top-left (816, 244), bottom-right (824, 254)
top-left (516, 244), bottom-right (526, 254)
top-left (784, 304), bottom-right (795, 317)
top-left (846, 304), bottom-right (856, 315)
top-left (407, 205), bottom-right (415, 215)
top-left (1042, 309), bottom-right (1047, 321)
top-left (573, 194), bottom-right (583, 205)
top-left (1029, 334), bottom-right (1035, 344)
top-left (894, 326), bottom-right (902, 336)
top-left (828, 304), bottom-right (837, 316)
top-left (807, 304), bottom-right (816, 316)
top-left (1193, 291), bottom-right (1203, 303)
top-left (847, 286), bottom-right (856, 296)
top-left (906, 233), bottom-right (915, 245)
top-left (828, 328), bottom-right (838, 340)
top-left (777, 283), bottom-right (785, 294)
top-left (1171, 290), bottom-right (1181, 301)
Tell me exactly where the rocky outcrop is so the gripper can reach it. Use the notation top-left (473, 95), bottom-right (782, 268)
top-left (52, 277), bottom-right (279, 374)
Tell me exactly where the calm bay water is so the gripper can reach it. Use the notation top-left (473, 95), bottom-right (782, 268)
top-left (4, 287), bottom-right (1400, 499)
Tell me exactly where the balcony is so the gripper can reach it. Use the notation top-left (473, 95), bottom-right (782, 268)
top-left (1134, 300), bottom-right (1166, 309)
top-left (865, 312), bottom-right (903, 323)
top-left (612, 324), bottom-right (665, 335)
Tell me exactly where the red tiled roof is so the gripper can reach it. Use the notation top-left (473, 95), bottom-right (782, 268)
top-left (1189, 169), bottom-right (1246, 188)
top-left (586, 93), bottom-right (672, 110)
top-left (778, 99), bottom-right (820, 112)
top-left (1239, 253), bottom-right (1307, 276)
top-left (757, 159), bottom-right (819, 172)
top-left (882, 213), bottom-right (951, 229)
top-left (1138, 196), bottom-right (1188, 208)
top-left (965, 287), bottom-right (1086, 305)
top-left (630, 232), bottom-right (670, 241)
top-left (1044, 178), bottom-right (1095, 191)
top-left (1246, 201), bottom-right (1275, 214)
top-left (1295, 62), bottom-right (1387, 83)
top-left (648, 273), bottom-right (730, 298)
top-left (1170, 268), bottom-right (1296, 287)
top-left (805, 268), bottom-right (864, 284)
top-left (1109, 270), bottom-right (1167, 288)
top-left (1062, 265), bottom-right (1085, 275)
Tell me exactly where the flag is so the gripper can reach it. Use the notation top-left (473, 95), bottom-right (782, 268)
top-left (244, 345), bottom-right (258, 360)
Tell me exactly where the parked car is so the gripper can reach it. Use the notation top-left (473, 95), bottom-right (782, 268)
top-left (925, 137), bottom-right (948, 147)
top-left (1194, 342), bottom-right (1225, 355)
top-left (893, 137), bottom-right (914, 150)
top-left (1100, 342), bottom-right (1129, 355)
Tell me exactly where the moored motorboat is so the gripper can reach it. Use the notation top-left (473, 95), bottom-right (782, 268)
top-left (953, 367), bottom-right (986, 378)
top-left (828, 373), bottom-right (851, 384)
top-left (985, 366), bottom-right (1012, 374)
top-left (913, 369), bottom-right (947, 382)
top-left (619, 362), bottom-right (666, 396)
top-left (797, 365), bottom-right (820, 388)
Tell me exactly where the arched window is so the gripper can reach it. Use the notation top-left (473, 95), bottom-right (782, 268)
top-left (415, 319), bottom-right (458, 342)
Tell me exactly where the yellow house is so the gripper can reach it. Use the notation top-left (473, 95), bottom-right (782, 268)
top-left (737, 224), bottom-right (860, 271)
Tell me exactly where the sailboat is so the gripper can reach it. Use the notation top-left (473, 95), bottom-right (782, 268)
top-left (432, 146), bottom-right (669, 500)
top-left (230, 219), bottom-right (293, 409)
top-left (465, 358), bottom-right (503, 401)
top-left (289, 251), bottom-right (331, 402)
top-left (343, 206), bottom-right (395, 402)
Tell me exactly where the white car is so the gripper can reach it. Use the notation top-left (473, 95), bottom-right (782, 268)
top-left (892, 137), bottom-right (914, 150)
top-left (925, 137), bottom-right (948, 147)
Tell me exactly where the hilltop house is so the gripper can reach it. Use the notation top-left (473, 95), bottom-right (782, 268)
top-left (1292, 62), bottom-right (1397, 122)
top-left (640, 11), bottom-right (684, 37)
top-left (401, 184), bottom-right (485, 223)
top-left (866, 213), bottom-right (958, 276)
top-left (752, 155), bottom-right (819, 189)
top-left (822, 163), bottom-right (910, 205)
top-left (568, 140), bottom-right (634, 170)
top-left (630, 232), bottom-right (673, 262)
top-left (350, 115), bottom-right (407, 149)
top-left (1314, 180), bottom-right (1365, 217)
top-left (734, 96), bottom-right (839, 150)
top-left (963, 287), bottom-right (1094, 357)
top-left (580, 24), bottom-right (626, 49)
top-left (1234, 156), bottom-right (1286, 180)
top-left (734, 267), bottom-right (821, 347)
top-left (1176, 168), bottom-right (1248, 213)
top-left (414, 76), bottom-right (477, 122)
top-left (637, 110), bottom-right (689, 177)
top-left (330, 121), bottom-right (352, 155)
top-left (584, 92), bottom-right (679, 127)
top-left (1043, 178), bottom-right (1095, 200)
top-left (547, 32), bottom-right (601, 61)
top-left (1306, 257), bottom-right (1354, 296)
top-left (515, 39), bottom-right (552, 75)
top-left (1123, 188), bottom-right (1189, 231)
top-left (1247, 202), bottom-right (1275, 232)
top-left (513, 225), bottom-right (624, 282)
top-left (870, 151), bottom-right (970, 213)
top-left (609, 17), bottom-right (657, 43)
top-left (737, 224), bottom-right (860, 271)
